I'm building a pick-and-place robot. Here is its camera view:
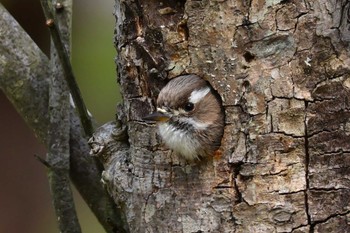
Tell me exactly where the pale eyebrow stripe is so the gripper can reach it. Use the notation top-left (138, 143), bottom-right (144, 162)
top-left (189, 87), bottom-right (210, 104)
top-left (157, 107), bottom-right (167, 113)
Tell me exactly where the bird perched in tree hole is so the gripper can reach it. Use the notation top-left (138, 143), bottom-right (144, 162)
top-left (144, 74), bottom-right (225, 161)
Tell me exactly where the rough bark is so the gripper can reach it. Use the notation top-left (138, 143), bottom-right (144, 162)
top-left (0, 4), bottom-right (127, 232)
top-left (91, 0), bottom-right (350, 232)
top-left (44, 0), bottom-right (82, 232)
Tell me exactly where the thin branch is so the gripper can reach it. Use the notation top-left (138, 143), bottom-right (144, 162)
top-left (48, 169), bottom-right (82, 233)
top-left (40, 0), bottom-right (93, 137)
top-left (45, 0), bottom-right (82, 232)
top-left (36, 154), bottom-right (82, 233)
top-left (34, 154), bottom-right (51, 168)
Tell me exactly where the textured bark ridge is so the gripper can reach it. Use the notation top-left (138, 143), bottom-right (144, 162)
top-left (92, 0), bottom-right (350, 232)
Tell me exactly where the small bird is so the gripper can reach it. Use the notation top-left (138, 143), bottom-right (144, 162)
top-left (144, 74), bottom-right (225, 161)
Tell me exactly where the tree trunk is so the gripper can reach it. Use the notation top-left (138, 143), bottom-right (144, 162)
top-left (91, 0), bottom-right (350, 232)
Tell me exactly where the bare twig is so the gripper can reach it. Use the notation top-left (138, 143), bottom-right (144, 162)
top-left (40, 0), bottom-right (93, 137)
top-left (34, 154), bottom-right (51, 168)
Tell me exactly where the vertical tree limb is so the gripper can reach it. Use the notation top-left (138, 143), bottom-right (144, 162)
top-left (43, 0), bottom-right (82, 232)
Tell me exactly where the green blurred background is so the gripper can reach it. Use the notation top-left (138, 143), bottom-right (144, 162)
top-left (0, 0), bottom-right (121, 232)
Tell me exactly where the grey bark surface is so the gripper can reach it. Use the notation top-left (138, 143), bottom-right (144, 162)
top-left (0, 4), bottom-right (126, 232)
top-left (45, 0), bottom-right (82, 232)
top-left (92, 0), bottom-right (350, 232)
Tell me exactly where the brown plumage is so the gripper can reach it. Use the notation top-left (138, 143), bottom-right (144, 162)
top-left (145, 74), bottom-right (225, 160)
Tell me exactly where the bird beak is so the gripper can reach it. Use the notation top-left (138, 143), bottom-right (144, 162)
top-left (143, 112), bottom-right (170, 122)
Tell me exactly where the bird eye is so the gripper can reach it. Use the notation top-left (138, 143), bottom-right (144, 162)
top-left (184, 102), bottom-right (194, 112)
